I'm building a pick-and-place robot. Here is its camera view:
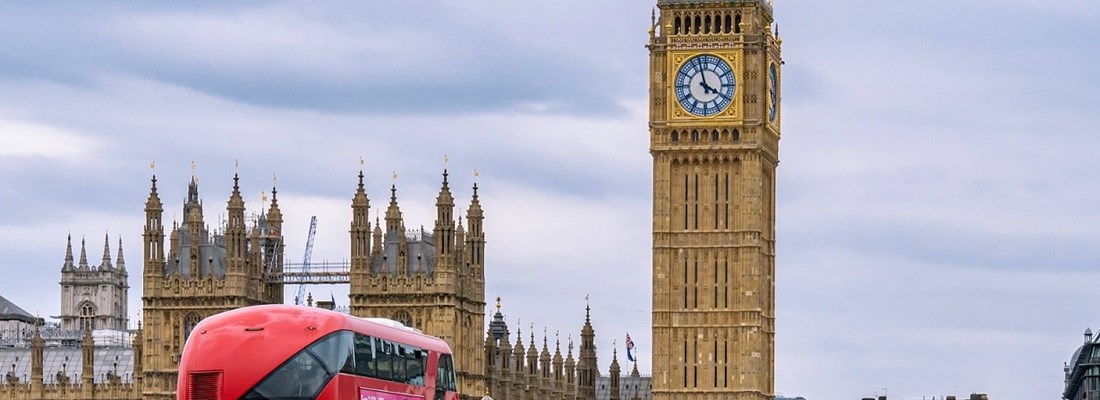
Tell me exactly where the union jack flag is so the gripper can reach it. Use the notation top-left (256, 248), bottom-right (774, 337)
top-left (626, 333), bottom-right (636, 362)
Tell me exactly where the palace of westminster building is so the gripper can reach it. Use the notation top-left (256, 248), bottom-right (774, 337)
top-left (0, 169), bottom-right (652, 400)
top-left (0, 0), bottom-right (783, 399)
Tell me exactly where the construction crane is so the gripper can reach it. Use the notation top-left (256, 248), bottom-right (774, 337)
top-left (294, 216), bottom-right (318, 305)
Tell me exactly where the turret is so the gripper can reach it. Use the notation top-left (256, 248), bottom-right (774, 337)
top-left (434, 169), bottom-right (456, 258)
top-left (496, 320), bottom-right (513, 400)
top-left (540, 331), bottom-right (552, 383)
top-left (226, 174), bottom-right (247, 276)
top-left (630, 360), bottom-right (641, 400)
top-left (578, 301), bottom-right (598, 400)
top-left (609, 345), bottom-right (621, 400)
top-left (81, 327), bottom-right (94, 397)
top-left (184, 177), bottom-right (206, 277)
top-left (385, 184), bottom-right (404, 234)
top-left (514, 324), bottom-right (526, 376)
top-left (527, 328), bottom-right (538, 380)
top-left (384, 184), bottom-right (407, 275)
top-left (143, 174), bottom-right (164, 289)
top-left (350, 170), bottom-right (372, 271)
top-left (552, 333), bottom-right (564, 393)
top-left (265, 186), bottom-right (284, 271)
top-left (133, 322), bottom-right (144, 395)
top-left (565, 336), bottom-right (577, 400)
top-left (466, 182), bottom-right (485, 274)
top-left (31, 321), bottom-right (43, 396)
top-left (372, 217), bottom-right (383, 259)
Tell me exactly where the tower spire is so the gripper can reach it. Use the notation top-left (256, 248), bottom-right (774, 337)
top-left (101, 232), bottom-right (113, 270)
top-left (62, 234), bottom-right (74, 271)
top-left (78, 237), bottom-right (88, 269)
top-left (116, 236), bottom-right (125, 271)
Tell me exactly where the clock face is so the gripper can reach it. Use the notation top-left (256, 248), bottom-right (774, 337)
top-left (768, 62), bottom-right (778, 122)
top-left (675, 55), bottom-right (735, 117)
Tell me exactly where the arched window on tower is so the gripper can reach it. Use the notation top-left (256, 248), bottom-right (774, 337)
top-left (691, 130), bottom-right (699, 142)
top-left (705, 14), bottom-right (712, 34)
top-left (734, 14), bottom-right (742, 34)
top-left (675, 15), bottom-right (682, 35)
top-left (183, 313), bottom-right (201, 342)
top-left (732, 129), bottom-right (741, 141)
top-left (393, 310), bottom-right (413, 328)
top-left (724, 14), bottom-right (732, 34)
top-left (712, 130), bottom-right (719, 142)
top-left (694, 15), bottom-right (702, 34)
top-left (671, 131), bottom-right (679, 143)
top-left (79, 303), bottom-right (95, 331)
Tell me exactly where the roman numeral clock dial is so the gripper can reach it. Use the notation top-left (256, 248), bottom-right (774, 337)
top-left (674, 54), bottom-right (736, 117)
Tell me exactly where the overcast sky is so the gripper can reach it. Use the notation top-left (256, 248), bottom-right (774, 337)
top-left (1, 1), bottom-right (1098, 399)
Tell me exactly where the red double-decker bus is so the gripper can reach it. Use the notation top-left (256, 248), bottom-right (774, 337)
top-left (177, 304), bottom-right (458, 400)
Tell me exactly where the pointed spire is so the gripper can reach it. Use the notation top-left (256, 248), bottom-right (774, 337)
top-left (146, 173), bottom-right (161, 209)
top-left (267, 184), bottom-right (283, 223)
top-left (62, 234), bottom-right (74, 271)
top-left (187, 175), bottom-right (200, 204)
top-left (353, 169), bottom-right (369, 209)
top-left (567, 334), bottom-right (574, 358)
top-left (116, 236), bottom-right (125, 271)
top-left (609, 343), bottom-right (622, 400)
top-left (101, 232), bottom-right (113, 270)
top-left (78, 237), bottom-right (88, 269)
top-left (385, 181), bottom-right (403, 233)
top-left (228, 173), bottom-right (244, 209)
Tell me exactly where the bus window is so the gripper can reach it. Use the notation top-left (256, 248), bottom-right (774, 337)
top-left (405, 349), bottom-right (425, 386)
top-left (354, 333), bottom-right (376, 378)
top-left (377, 338), bottom-right (393, 381)
top-left (433, 353), bottom-right (455, 400)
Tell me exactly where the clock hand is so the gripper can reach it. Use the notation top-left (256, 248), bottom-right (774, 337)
top-left (698, 72), bottom-right (715, 94)
top-left (699, 79), bottom-right (718, 95)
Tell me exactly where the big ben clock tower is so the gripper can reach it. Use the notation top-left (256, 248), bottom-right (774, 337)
top-left (648, 1), bottom-right (781, 400)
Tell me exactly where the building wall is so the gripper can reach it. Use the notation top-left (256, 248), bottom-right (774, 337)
top-left (649, 1), bottom-right (782, 399)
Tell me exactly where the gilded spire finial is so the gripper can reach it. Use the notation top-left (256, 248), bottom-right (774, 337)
top-left (392, 170), bottom-right (398, 184)
top-left (444, 154), bottom-right (449, 167)
top-left (360, 156), bottom-right (365, 169)
top-left (496, 296), bottom-right (502, 311)
top-left (150, 161), bottom-right (155, 173)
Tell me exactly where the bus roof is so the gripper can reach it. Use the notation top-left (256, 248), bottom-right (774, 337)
top-left (189, 304), bottom-right (452, 353)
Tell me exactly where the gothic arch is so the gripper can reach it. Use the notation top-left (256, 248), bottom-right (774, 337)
top-left (77, 301), bottom-right (96, 330)
top-left (393, 310), bottom-right (413, 327)
top-left (183, 313), bottom-right (201, 342)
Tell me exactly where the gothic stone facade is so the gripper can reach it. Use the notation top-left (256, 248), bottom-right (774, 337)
top-left (59, 234), bottom-right (129, 332)
top-left (347, 170), bottom-right (487, 400)
top-left (140, 175), bottom-right (285, 400)
top-left (483, 301), bottom-right (645, 400)
top-left (649, 1), bottom-right (782, 399)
